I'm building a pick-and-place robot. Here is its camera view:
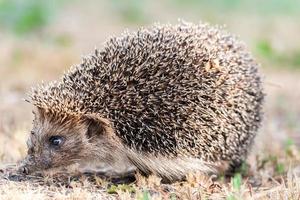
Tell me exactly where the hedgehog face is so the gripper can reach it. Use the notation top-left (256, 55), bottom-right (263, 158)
top-left (19, 110), bottom-right (87, 174)
top-left (20, 108), bottom-right (124, 174)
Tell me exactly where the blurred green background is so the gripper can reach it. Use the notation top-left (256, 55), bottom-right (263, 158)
top-left (0, 0), bottom-right (300, 162)
top-left (0, 0), bottom-right (299, 75)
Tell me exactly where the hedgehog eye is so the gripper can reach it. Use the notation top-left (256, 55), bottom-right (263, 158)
top-left (49, 136), bottom-right (64, 147)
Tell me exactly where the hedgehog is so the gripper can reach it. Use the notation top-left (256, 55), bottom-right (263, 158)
top-left (19, 21), bottom-right (264, 182)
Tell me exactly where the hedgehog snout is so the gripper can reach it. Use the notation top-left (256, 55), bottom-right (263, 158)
top-left (18, 155), bottom-right (35, 174)
top-left (19, 153), bottom-right (52, 175)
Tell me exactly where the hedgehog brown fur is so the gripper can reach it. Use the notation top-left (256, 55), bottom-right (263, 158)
top-left (21, 21), bottom-right (264, 182)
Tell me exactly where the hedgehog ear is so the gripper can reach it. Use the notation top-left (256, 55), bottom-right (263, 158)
top-left (83, 114), bottom-right (111, 139)
top-left (33, 107), bottom-right (46, 122)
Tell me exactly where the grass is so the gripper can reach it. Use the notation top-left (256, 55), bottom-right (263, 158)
top-left (0, 0), bottom-right (71, 35)
top-left (170, 0), bottom-right (300, 16)
top-left (255, 39), bottom-right (300, 70)
top-left (109, 0), bottom-right (148, 24)
top-left (0, 0), bottom-right (51, 34)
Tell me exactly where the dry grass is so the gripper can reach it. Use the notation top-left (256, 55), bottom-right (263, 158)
top-left (0, 154), bottom-right (299, 200)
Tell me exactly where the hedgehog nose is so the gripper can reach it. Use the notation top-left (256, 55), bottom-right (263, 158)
top-left (18, 155), bottom-right (35, 174)
top-left (18, 162), bottom-right (31, 175)
top-left (20, 166), bottom-right (29, 174)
